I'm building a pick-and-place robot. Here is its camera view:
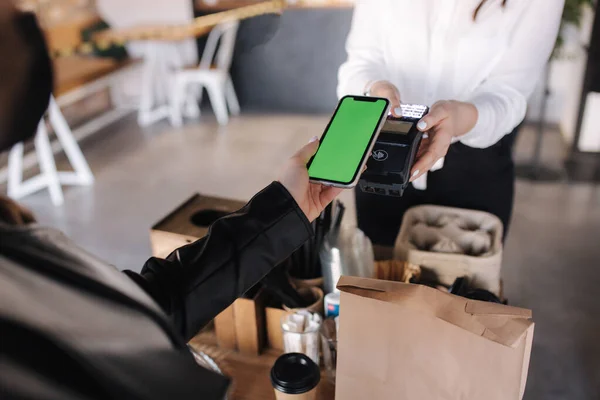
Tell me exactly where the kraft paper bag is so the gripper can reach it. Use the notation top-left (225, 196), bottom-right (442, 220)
top-left (336, 277), bottom-right (534, 400)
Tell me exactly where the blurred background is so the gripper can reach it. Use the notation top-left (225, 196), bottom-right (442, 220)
top-left (3, 0), bottom-right (599, 399)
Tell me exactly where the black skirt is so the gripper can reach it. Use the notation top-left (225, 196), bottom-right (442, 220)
top-left (355, 129), bottom-right (517, 246)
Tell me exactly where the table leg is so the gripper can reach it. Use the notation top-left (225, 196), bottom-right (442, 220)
top-left (138, 42), bottom-right (170, 126)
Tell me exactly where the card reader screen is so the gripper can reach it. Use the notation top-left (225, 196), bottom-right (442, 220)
top-left (384, 120), bottom-right (413, 134)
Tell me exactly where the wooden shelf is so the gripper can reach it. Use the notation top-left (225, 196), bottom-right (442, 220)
top-left (53, 57), bottom-right (141, 97)
top-left (44, 12), bottom-right (101, 52)
top-left (195, 0), bottom-right (353, 12)
top-left (93, 24), bottom-right (212, 43)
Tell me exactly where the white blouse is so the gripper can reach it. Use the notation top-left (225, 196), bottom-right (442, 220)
top-left (338, 0), bottom-right (564, 148)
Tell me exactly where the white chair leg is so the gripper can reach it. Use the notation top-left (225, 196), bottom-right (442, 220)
top-left (206, 81), bottom-right (229, 126)
top-left (138, 42), bottom-right (159, 126)
top-left (7, 142), bottom-right (25, 199)
top-left (197, 85), bottom-right (205, 107)
top-left (183, 84), bottom-right (201, 119)
top-left (48, 97), bottom-right (94, 185)
top-left (35, 121), bottom-right (64, 206)
top-left (225, 76), bottom-right (240, 116)
top-left (109, 80), bottom-right (125, 109)
top-left (169, 77), bottom-right (186, 127)
top-left (154, 45), bottom-right (170, 106)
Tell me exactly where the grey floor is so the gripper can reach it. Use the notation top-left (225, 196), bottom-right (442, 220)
top-left (12, 112), bottom-right (600, 400)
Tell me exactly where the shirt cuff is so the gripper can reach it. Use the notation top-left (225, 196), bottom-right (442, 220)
top-left (456, 95), bottom-right (494, 148)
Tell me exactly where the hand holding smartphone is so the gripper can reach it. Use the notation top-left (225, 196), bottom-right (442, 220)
top-left (307, 95), bottom-right (390, 188)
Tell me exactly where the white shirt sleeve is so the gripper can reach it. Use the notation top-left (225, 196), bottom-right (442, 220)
top-left (337, 0), bottom-right (388, 98)
top-left (459, 0), bottom-right (564, 148)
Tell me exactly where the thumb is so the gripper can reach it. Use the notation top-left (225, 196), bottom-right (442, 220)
top-left (371, 81), bottom-right (402, 117)
top-left (387, 85), bottom-right (402, 118)
top-left (390, 93), bottom-right (402, 118)
top-left (294, 136), bottom-right (320, 163)
top-left (417, 102), bottom-right (447, 132)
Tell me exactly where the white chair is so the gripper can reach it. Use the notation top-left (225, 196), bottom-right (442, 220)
top-left (97, 0), bottom-right (198, 126)
top-left (169, 20), bottom-right (241, 127)
top-left (7, 96), bottom-right (94, 206)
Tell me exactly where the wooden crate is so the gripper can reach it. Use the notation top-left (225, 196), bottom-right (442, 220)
top-left (214, 288), bottom-right (268, 356)
top-left (214, 304), bottom-right (237, 350)
top-left (234, 292), bottom-right (266, 356)
top-left (265, 306), bottom-right (287, 351)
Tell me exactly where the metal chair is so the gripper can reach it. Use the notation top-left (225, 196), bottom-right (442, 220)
top-left (169, 20), bottom-right (241, 127)
top-left (97, 0), bottom-right (198, 126)
top-left (7, 96), bottom-right (94, 206)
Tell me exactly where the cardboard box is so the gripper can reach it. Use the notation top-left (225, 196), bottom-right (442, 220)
top-left (336, 276), bottom-right (534, 400)
top-left (150, 193), bottom-right (246, 258)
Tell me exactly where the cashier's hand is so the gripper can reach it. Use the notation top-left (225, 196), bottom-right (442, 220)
top-left (368, 80), bottom-right (403, 117)
top-left (410, 100), bottom-right (478, 182)
top-left (279, 137), bottom-right (343, 222)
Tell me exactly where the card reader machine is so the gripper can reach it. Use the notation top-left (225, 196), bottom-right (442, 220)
top-left (359, 104), bottom-right (429, 197)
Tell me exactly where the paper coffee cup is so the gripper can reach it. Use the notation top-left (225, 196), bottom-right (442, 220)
top-left (270, 353), bottom-right (320, 400)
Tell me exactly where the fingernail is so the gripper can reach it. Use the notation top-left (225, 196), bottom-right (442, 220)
top-left (308, 136), bottom-right (319, 143)
top-left (417, 121), bottom-right (427, 131)
top-left (394, 107), bottom-right (403, 116)
top-left (412, 170), bottom-right (420, 177)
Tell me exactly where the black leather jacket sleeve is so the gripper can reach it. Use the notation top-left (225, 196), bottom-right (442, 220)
top-left (124, 182), bottom-right (313, 342)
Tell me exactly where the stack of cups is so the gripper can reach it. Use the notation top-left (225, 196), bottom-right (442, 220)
top-left (271, 353), bottom-right (321, 400)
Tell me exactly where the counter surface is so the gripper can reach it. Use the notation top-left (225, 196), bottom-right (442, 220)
top-left (190, 331), bottom-right (335, 399)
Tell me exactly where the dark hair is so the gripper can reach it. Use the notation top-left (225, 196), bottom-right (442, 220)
top-left (473, 0), bottom-right (508, 21)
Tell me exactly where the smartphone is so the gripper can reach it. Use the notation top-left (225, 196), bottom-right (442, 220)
top-left (307, 95), bottom-right (390, 188)
top-left (359, 104), bottom-right (429, 197)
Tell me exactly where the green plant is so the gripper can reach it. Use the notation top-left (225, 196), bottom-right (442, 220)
top-left (553, 0), bottom-right (596, 58)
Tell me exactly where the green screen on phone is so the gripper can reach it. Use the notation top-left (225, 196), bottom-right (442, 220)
top-left (308, 96), bottom-right (389, 184)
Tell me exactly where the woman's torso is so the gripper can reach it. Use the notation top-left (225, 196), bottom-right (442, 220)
top-left (378, 0), bottom-right (527, 105)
